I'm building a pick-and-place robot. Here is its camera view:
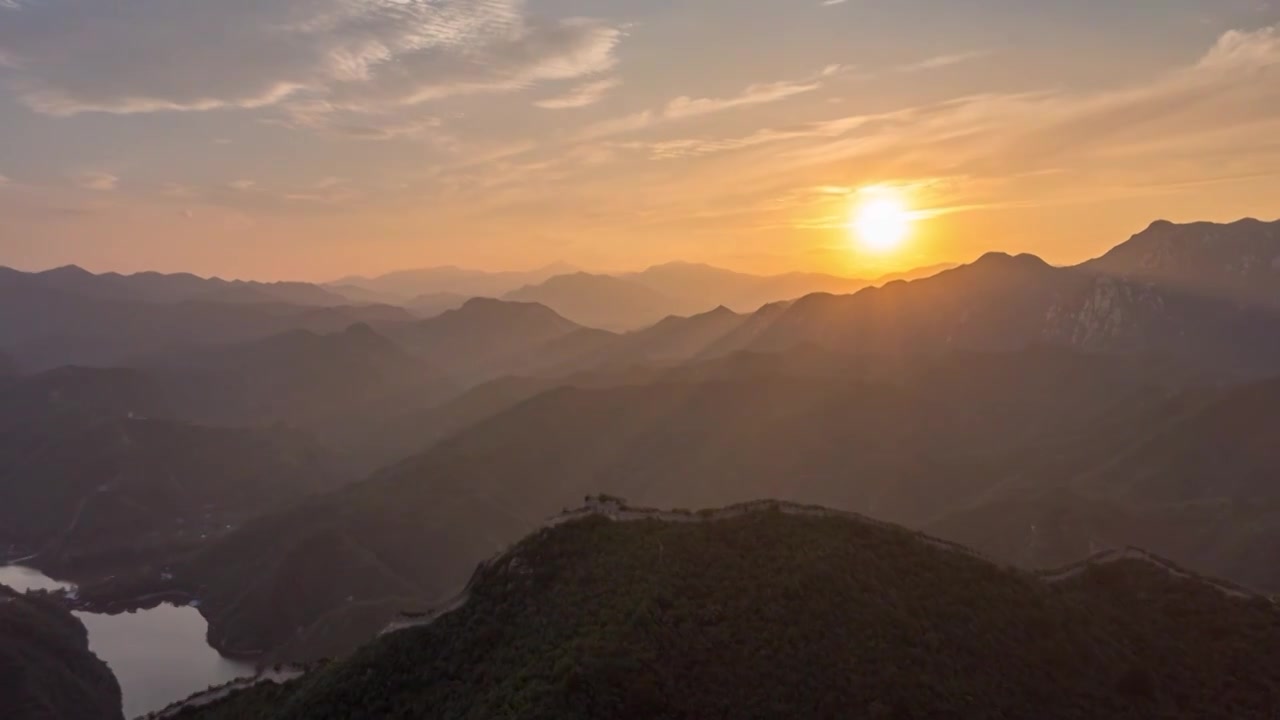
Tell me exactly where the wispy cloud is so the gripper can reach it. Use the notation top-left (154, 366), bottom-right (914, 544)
top-left (76, 171), bottom-right (119, 191)
top-left (274, 106), bottom-right (447, 142)
top-left (0, 1), bottom-right (621, 118)
top-left (158, 177), bottom-right (366, 215)
top-left (579, 110), bottom-right (657, 140)
top-left (665, 79), bottom-right (822, 119)
top-left (581, 66), bottom-right (843, 140)
top-left (898, 51), bottom-right (991, 72)
top-left (536, 78), bottom-right (620, 109)
top-left (619, 25), bottom-right (1280, 170)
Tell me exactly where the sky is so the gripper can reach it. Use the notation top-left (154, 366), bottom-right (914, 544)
top-left (1, 0), bottom-right (1279, 281)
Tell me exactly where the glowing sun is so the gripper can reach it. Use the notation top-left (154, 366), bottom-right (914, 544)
top-left (850, 192), bottom-right (913, 253)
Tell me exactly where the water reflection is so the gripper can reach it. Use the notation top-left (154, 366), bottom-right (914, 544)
top-left (0, 564), bottom-right (256, 718)
top-left (0, 563), bottom-right (72, 592)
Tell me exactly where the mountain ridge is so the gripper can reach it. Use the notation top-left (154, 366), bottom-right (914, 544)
top-left (2, 264), bottom-right (351, 307)
top-left (171, 500), bottom-right (1280, 720)
top-left (1083, 216), bottom-right (1280, 308)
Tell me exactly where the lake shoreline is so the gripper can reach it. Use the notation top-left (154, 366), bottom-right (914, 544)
top-left (0, 563), bottom-right (261, 718)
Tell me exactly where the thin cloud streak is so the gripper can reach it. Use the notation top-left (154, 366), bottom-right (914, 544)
top-left (897, 51), bottom-right (991, 72)
top-left (76, 171), bottom-right (120, 192)
top-left (580, 66), bottom-right (844, 140)
top-left (665, 80), bottom-right (822, 119)
top-left (536, 78), bottom-right (621, 109)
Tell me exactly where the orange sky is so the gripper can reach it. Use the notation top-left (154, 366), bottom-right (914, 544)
top-left (1, 0), bottom-right (1278, 281)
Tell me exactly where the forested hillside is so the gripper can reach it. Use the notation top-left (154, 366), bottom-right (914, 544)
top-left (0, 585), bottom-right (122, 720)
top-left (174, 504), bottom-right (1280, 719)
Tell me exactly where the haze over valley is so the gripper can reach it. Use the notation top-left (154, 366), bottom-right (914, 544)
top-left (3, 217), bottom-right (1280, 717)
top-left (4, 1), bottom-right (1280, 717)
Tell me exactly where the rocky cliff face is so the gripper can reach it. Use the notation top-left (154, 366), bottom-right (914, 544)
top-left (1084, 218), bottom-right (1280, 308)
top-left (1044, 276), bottom-right (1167, 351)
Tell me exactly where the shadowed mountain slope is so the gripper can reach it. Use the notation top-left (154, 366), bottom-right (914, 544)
top-left (119, 348), bottom-right (1196, 662)
top-left (929, 372), bottom-right (1280, 593)
top-left (0, 416), bottom-right (346, 574)
top-left (0, 585), bottom-right (123, 720)
top-left (0, 323), bottom-right (451, 436)
top-left (706, 250), bottom-right (1280, 378)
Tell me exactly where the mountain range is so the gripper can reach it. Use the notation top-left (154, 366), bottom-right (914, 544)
top-left (0, 279), bottom-right (413, 372)
top-left (0, 265), bottom-right (350, 308)
top-left (6, 216), bottom-right (1280, 718)
top-left (330, 263), bottom-right (580, 302)
top-left (699, 247), bottom-right (1280, 379)
top-left (333, 261), bottom-right (956, 329)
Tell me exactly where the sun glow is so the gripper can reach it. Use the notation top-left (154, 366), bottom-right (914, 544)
top-left (850, 191), bottom-right (913, 253)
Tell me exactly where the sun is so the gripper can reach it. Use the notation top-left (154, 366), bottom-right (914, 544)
top-left (850, 191), bottom-right (913, 253)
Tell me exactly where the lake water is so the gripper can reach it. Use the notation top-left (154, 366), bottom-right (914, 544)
top-left (0, 564), bottom-right (257, 719)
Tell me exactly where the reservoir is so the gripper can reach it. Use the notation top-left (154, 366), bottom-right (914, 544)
top-left (0, 564), bottom-right (256, 718)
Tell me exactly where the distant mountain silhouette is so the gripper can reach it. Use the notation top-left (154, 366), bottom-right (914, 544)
top-left (503, 272), bottom-right (684, 330)
top-left (497, 263), bottom-right (958, 331)
top-left (1084, 217), bottom-right (1280, 308)
top-left (331, 263), bottom-right (578, 302)
top-left (0, 281), bottom-right (415, 370)
top-left (625, 262), bottom-right (834, 312)
top-left (0, 265), bottom-right (349, 307)
top-left (323, 284), bottom-right (403, 306)
top-left (543, 305), bottom-right (748, 372)
top-left (386, 298), bottom-right (585, 381)
top-left (402, 291), bottom-right (472, 318)
top-left (330, 261), bottom-right (956, 329)
top-left (624, 261), bottom-right (953, 314)
top-left (870, 262), bottom-right (960, 284)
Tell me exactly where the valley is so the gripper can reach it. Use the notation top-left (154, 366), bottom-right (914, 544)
top-left (6, 1), bottom-right (1280, 713)
top-left (3, 217), bottom-right (1280, 717)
